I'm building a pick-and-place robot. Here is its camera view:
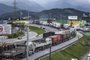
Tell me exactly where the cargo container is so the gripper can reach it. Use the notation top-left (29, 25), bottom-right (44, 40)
top-left (55, 31), bottom-right (64, 42)
top-left (65, 30), bottom-right (71, 40)
top-left (55, 30), bottom-right (72, 41)
top-left (69, 28), bottom-right (76, 37)
top-left (55, 31), bottom-right (67, 41)
top-left (0, 29), bottom-right (76, 60)
top-left (49, 35), bottom-right (58, 45)
top-left (43, 32), bottom-right (55, 38)
top-left (49, 35), bottom-right (63, 45)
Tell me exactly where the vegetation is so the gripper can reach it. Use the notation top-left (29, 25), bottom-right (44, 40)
top-left (0, 22), bottom-right (25, 39)
top-left (0, 32), bottom-right (24, 39)
top-left (1, 8), bottom-right (89, 20)
top-left (8, 32), bottom-right (24, 39)
top-left (29, 26), bottom-right (45, 35)
top-left (41, 35), bottom-right (90, 60)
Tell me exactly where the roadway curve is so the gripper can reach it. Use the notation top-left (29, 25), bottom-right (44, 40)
top-left (3, 32), bottom-right (37, 44)
top-left (22, 30), bottom-right (83, 60)
top-left (29, 24), bottom-right (59, 41)
top-left (29, 24), bottom-right (59, 32)
top-left (3, 24), bottom-right (58, 44)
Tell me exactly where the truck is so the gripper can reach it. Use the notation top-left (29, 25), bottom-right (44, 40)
top-left (28, 38), bottom-right (52, 53)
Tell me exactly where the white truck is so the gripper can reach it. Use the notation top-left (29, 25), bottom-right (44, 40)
top-left (28, 38), bottom-right (52, 55)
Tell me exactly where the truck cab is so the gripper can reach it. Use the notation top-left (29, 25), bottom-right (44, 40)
top-left (28, 42), bottom-right (35, 55)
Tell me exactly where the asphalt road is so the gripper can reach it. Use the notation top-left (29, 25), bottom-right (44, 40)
top-left (23, 32), bottom-right (38, 41)
top-left (29, 24), bottom-right (59, 41)
top-left (2, 24), bottom-right (58, 44)
top-left (22, 32), bottom-right (83, 60)
top-left (29, 24), bottom-right (59, 32)
top-left (2, 24), bottom-right (83, 60)
top-left (1, 32), bottom-right (37, 44)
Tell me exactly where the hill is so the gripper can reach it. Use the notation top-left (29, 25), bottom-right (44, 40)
top-left (0, 10), bottom-right (39, 20)
top-left (44, 0), bottom-right (90, 12)
top-left (0, 0), bottom-right (44, 12)
top-left (40, 8), bottom-right (89, 20)
top-left (0, 3), bottom-right (13, 15)
top-left (0, 8), bottom-right (90, 20)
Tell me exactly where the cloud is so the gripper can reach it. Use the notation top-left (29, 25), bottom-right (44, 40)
top-left (0, 0), bottom-right (90, 12)
top-left (37, 0), bottom-right (90, 12)
top-left (33, 0), bottom-right (58, 5)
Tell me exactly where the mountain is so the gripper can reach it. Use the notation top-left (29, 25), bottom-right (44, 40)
top-left (0, 8), bottom-right (90, 20)
top-left (0, 0), bottom-right (44, 12)
top-left (0, 10), bottom-right (39, 20)
top-left (40, 8), bottom-right (89, 20)
top-left (41, 8), bottom-right (83, 15)
top-left (44, 0), bottom-right (90, 12)
top-left (16, 0), bottom-right (44, 12)
top-left (0, 3), bottom-right (13, 15)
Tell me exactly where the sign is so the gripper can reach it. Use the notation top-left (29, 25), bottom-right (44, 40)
top-left (68, 16), bottom-right (78, 20)
top-left (0, 24), bottom-right (11, 34)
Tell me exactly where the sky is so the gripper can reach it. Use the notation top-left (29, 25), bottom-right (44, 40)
top-left (0, 0), bottom-right (90, 5)
top-left (0, 0), bottom-right (90, 7)
top-left (32, 0), bottom-right (90, 5)
top-left (0, 0), bottom-right (90, 12)
top-left (32, 0), bottom-right (90, 12)
top-left (33, 0), bottom-right (58, 5)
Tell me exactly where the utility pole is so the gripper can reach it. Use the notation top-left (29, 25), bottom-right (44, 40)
top-left (49, 44), bottom-right (52, 60)
top-left (26, 11), bottom-right (30, 60)
top-left (20, 11), bottom-right (23, 20)
top-left (26, 25), bottom-right (29, 60)
top-left (13, 0), bottom-right (16, 20)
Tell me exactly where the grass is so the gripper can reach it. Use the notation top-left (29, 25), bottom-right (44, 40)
top-left (29, 26), bottom-right (45, 35)
top-left (41, 35), bottom-right (90, 60)
top-left (0, 32), bottom-right (24, 39)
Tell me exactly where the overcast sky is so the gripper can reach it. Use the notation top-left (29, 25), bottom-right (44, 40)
top-left (0, 0), bottom-right (90, 12)
top-left (0, 0), bottom-right (90, 6)
top-left (33, 0), bottom-right (58, 4)
top-left (0, 0), bottom-right (90, 5)
top-left (32, 0), bottom-right (90, 5)
top-left (31, 0), bottom-right (90, 12)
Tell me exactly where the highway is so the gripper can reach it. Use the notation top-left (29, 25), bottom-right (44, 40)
top-left (22, 31), bottom-right (83, 60)
top-left (29, 24), bottom-right (59, 32)
top-left (1, 32), bottom-right (38, 44)
top-left (2, 24), bottom-right (58, 44)
top-left (2, 24), bottom-right (83, 60)
top-left (29, 24), bottom-right (59, 41)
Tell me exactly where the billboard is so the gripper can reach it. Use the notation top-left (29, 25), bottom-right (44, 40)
top-left (68, 16), bottom-right (78, 20)
top-left (0, 24), bottom-right (11, 34)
